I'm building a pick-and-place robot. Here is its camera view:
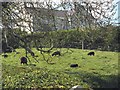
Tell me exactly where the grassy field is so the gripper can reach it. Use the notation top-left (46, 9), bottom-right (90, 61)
top-left (1, 48), bottom-right (119, 89)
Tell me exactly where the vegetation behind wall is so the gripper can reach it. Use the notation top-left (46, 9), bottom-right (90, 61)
top-left (5, 25), bottom-right (119, 52)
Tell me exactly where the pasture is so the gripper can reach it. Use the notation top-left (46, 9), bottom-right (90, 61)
top-left (1, 48), bottom-right (119, 89)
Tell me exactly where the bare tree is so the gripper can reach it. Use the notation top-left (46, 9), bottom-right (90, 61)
top-left (59, 0), bottom-right (117, 49)
top-left (2, 2), bottom-right (57, 63)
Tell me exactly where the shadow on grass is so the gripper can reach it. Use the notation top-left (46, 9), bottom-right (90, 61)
top-left (65, 70), bottom-right (119, 89)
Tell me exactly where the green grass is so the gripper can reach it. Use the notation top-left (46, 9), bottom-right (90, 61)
top-left (1, 48), bottom-right (119, 89)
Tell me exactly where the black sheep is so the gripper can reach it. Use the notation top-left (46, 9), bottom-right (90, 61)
top-left (87, 52), bottom-right (95, 56)
top-left (20, 57), bottom-right (27, 65)
top-left (2, 54), bottom-right (8, 58)
top-left (52, 51), bottom-right (61, 56)
top-left (70, 64), bottom-right (78, 68)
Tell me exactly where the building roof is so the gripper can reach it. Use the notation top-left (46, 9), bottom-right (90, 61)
top-left (25, 6), bottom-right (68, 18)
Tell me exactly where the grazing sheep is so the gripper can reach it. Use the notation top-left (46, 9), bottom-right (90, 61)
top-left (87, 52), bottom-right (95, 56)
top-left (20, 57), bottom-right (27, 65)
top-left (2, 54), bottom-right (8, 58)
top-left (52, 51), bottom-right (61, 56)
top-left (70, 64), bottom-right (78, 68)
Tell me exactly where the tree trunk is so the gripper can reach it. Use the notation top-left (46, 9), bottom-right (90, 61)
top-left (0, 30), bottom-right (2, 54)
top-left (4, 30), bottom-right (8, 46)
top-left (82, 40), bottom-right (84, 50)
